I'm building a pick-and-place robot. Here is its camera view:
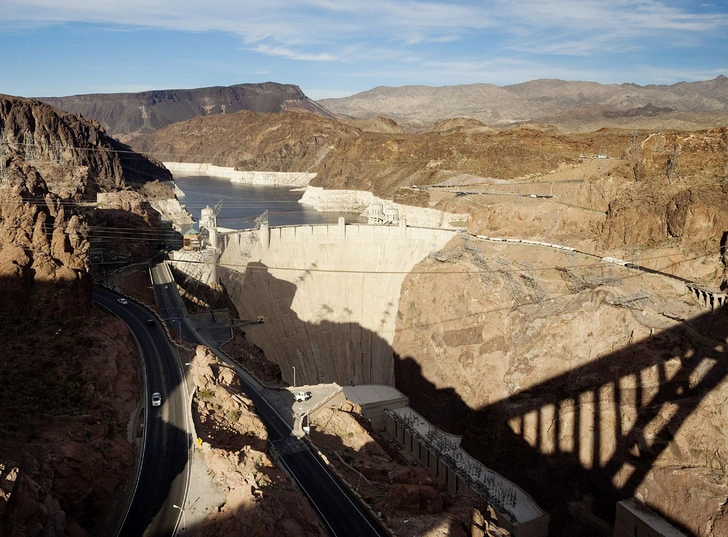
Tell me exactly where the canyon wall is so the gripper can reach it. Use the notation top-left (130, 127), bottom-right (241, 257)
top-left (392, 234), bottom-right (728, 536)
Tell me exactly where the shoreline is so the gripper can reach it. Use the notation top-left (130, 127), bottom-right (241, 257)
top-left (300, 187), bottom-right (469, 229)
top-left (163, 162), bottom-right (469, 229)
top-left (163, 162), bottom-right (315, 187)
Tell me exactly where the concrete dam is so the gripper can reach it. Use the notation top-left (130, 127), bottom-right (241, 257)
top-left (217, 219), bottom-right (458, 386)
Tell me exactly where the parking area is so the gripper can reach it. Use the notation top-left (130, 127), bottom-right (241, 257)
top-left (260, 383), bottom-right (342, 433)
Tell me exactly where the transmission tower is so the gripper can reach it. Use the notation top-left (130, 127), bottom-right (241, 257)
top-left (0, 132), bottom-right (7, 156)
top-left (54, 139), bottom-right (62, 163)
top-left (0, 158), bottom-right (6, 184)
top-left (24, 130), bottom-right (34, 161)
top-left (667, 145), bottom-right (681, 183)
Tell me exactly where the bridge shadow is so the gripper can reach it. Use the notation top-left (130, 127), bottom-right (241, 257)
top-left (191, 259), bottom-right (726, 535)
top-left (396, 304), bottom-right (728, 534)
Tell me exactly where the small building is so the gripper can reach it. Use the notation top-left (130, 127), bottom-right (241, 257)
top-left (367, 203), bottom-right (399, 225)
top-left (183, 228), bottom-right (200, 251)
top-left (343, 385), bottom-right (408, 430)
top-left (384, 406), bottom-right (549, 537)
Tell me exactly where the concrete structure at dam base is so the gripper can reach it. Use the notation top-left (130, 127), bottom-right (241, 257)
top-left (383, 406), bottom-right (550, 537)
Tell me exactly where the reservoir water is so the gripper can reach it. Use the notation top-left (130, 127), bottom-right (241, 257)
top-left (174, 175), bottom-right (366, 229)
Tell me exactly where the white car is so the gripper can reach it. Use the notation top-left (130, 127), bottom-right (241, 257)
top-left (294, 391), bottom-right (312, 402)
top-left (117, 298), bottom-right (128, 305)
top-left (151, 392), bottom-right (162, 407)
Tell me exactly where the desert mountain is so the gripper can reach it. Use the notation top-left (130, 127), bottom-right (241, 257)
top-left (39, 82), bottom-right (334, 141)
top-left (320, 76), bottom-right (728, 132)
top-left (0, 95), bottom-right (175, 535)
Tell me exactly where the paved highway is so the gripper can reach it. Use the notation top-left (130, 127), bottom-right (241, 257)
top-left (93, 287), bottom-right (191, 537)
top-left (150, 259), bottom-right (389, 536)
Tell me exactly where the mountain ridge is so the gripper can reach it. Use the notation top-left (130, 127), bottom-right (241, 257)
top-left (321, 76), bottom-right (728, 132)
top-left (39, 81), bottom-right (334, 140)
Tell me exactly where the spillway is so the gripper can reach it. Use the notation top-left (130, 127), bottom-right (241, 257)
top-left (218, 219), bottom-right (458, 386)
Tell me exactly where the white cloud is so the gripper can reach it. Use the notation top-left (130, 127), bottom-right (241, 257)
top-left (252, 44), bottom-right (337, 62)
top-left (1, 0), bottom-right (727, 78)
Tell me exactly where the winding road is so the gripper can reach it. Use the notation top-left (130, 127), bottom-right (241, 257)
top-left (150, 259), bottom-right (389, 536)
top-left (93, 287), bottom-right (191, 537)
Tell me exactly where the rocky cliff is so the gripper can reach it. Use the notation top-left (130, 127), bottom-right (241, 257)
top-left (393, 234), bottom-right (728, 535)
top-left (40, 82), bottom-right (334, 140)
top-left (1, 95), bottom-right (171, 194)
top-left (0, 95), bottom-right (174, 535)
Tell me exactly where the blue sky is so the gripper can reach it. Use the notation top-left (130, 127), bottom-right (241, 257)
top-left (1, 0), bottom-right (727, 100)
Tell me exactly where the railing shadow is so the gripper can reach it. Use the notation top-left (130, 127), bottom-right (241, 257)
top-left (396, 304), bottom-right (728, 534)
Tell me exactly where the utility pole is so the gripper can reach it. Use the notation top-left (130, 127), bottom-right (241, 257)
top-left (667, 145), bottom-right (681, 183)
top-left (24, 130), bottom-right (34, 161)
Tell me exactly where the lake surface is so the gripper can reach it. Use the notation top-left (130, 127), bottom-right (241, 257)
top-left (174, 175), bottom-right (366, 229)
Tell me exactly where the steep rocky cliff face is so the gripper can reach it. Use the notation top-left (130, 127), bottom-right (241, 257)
top-left (601, 129), bottom-right (728, 266)
top-left (40, 82), bottom-right (333, 140)
top-left (1, 95), bottom-right (171, 195)
top-left (393, 235), bottom-right (728, 535)
top-left (0, 96), bottom-right (171, 535)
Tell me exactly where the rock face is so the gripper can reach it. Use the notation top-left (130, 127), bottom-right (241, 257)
top-left (601, 129), bottom-right (728, 259)
top-left (392, 234), bottom-right (728, 535)
top-left (39, 82), bottom-right (334, 140)
top-left (320, 76), bottom-right (728, 132)
top-left (1, 95), bottom-right (171, 195)
top-left (0, 95), bottom-right (172, 535)
top-left (187, 346), bottom-right (327, 537)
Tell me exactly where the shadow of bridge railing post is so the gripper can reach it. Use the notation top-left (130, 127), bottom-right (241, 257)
top-left (400, 305), bottom-right (728, 533)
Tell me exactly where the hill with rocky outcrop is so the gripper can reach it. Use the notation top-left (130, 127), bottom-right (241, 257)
top-left (131, 108), bottom-right (643, 197)
top-left (0, 95), bottom-right (174, 535)
top-left (39, 82), bottom-right (334, 141)
top-left (320, 76), bottom-right (728, 132)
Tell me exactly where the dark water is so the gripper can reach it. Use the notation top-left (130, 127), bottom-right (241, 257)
top-left (174, 175), bottom-right (365, 229)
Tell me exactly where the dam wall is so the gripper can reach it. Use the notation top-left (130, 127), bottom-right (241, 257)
top-left (218, 220), bottom-right (458, 386)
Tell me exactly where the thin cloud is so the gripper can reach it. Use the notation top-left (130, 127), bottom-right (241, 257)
top-left (1, 0), bottom-right (726, 97)
top-left (253, 44), bottom-right (338, 62)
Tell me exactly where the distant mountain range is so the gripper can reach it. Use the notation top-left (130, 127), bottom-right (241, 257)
top-left (39, 82), bottom-right (333, 140)
top-left (36, 76), bottom-right (728, 137)
top-left (320, 76), bottom-right (728, 132)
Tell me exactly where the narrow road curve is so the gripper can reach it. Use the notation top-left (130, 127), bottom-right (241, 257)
top-left (93, 287), bottom-right (191, 537)
top-left (150, 259), bottom-right (389, 536)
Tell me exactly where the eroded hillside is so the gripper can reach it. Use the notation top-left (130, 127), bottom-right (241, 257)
top-left (0, 96), bottom-right (170, 535)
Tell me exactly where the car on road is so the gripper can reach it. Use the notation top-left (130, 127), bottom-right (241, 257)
top-left (294, 391), bottom-right (312, 402)
top-left (164, 285), bottom-right (169, 289)
top-left (146, 319), bottom-right (155, 327)
top-left (117, 298), bottom-right (128, 305)
top-left (151, 392), bottom-right (162, 407)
